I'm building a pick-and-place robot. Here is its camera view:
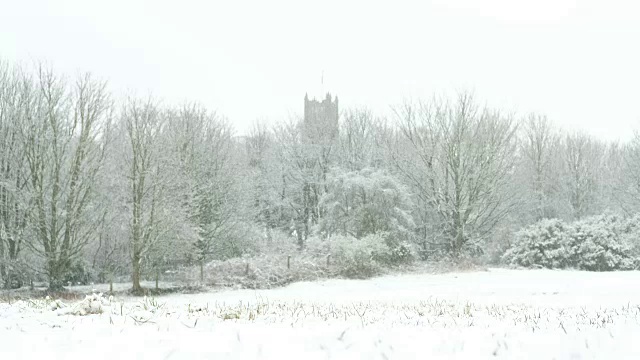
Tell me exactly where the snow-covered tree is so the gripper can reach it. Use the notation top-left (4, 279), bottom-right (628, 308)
top-left (320, 168), bottom-right (414, 241)
top-left (0, 61), bottom-right (30, 288)
top-left (392, 92), bottom-right (518, 257)
top-left (337, 108), bottom-right (384, 172)
top-left (120, 96), bottom-right (179, 293)
top-left (619, 132), bottom-right (640, 214)
top-left (561, 132), bottom-right (605, 220)
top-left (599, 142), bottom-right (625, 213)
top-left (272, 117), bottom-right (336, 249)
top-left (243, 121), bottom-right (288, 245)
top-left (18, 65), bottom-right (112, 290)
top-left (517, 114), bottom-right (564, 221)
top-left (164, 103), bottom-right (245, 280)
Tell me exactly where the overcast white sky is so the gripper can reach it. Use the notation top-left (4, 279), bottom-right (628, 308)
top-left (1, 0), bottom-right (638, 140)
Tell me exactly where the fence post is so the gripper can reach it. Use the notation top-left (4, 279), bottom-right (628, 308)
top-left (155, 269), bottom-right (159, 290)
top-left (109, 273), bottom-right (114, 295)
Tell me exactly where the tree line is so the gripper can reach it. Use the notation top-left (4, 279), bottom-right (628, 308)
top-left (1, 59), bottom-right (639, 291)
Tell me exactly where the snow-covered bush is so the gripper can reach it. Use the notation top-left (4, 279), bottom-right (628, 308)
top-left (319, 168), bottom-right (416, 243)
top-left (503, 214), bottom-right (639, 271)
top-left (48, 297), bottom-right (66, 311)
top-left (54, 293), bottom-right (111, 316)
top-left (502, 219), bottom-right (572, 269)
top-left (189, 253), bottom-right (331, 289)
top-left (302, 235), bottom-right (331, 257)
top-left (618, 214), bottom-right (640, 263)
top-left (568, 214), bottom-right (635, 271)
top-left (63, 261), bottom-right (93, 286)
top-left (331, 234), bottom-right (390, 278)
top-left (387, 239), bottom-right (417, 264)
top-left (369, 232), bottom-right (416, 265)
top-left (0, 258), bottom-right (38, 289)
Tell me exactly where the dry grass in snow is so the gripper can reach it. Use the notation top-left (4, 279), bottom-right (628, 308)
top-left (1, 268), bottom-right (640, 359)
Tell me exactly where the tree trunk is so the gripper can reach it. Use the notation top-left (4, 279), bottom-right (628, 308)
top-left (0, 239), bottom-right (5, 286)
top-left (0, 263), bottom-right (6, 289)
top-left (452, 228), bottom-right (464, 259)
top-left (199, 260), bottom-right (204, 282)
top-left (47, 258), bottom-right (65, 291)
top-left (48, 279), bottom-right (64, 292)
top-left (109, 273), bottom-right (113, 295)
top-left (155, 268), bottom-right (159, 290)
top-left (296, 229), bottom-right (304, 250)
top-left (132, 254), bottom-right (142, 294)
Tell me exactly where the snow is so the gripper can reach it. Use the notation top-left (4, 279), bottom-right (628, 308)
top-left (2, 268), bottom-right (640, 359)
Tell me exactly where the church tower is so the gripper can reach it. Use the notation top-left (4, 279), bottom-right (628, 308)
top-left (303, 92), bottom-right (339, 144)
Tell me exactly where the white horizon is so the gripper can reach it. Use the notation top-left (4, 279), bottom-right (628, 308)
top-left (1, 0), bottom-right (638, 141)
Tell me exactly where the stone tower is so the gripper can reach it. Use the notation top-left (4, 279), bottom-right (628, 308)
top-left (303, 93), bottom-right (339, 143)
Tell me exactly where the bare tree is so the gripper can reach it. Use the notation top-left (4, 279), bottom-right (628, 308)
top-left (246, 120), bottom-right (272, 169)
top-left (392, 92), bottom-right (518, 256)
top-left (0, 61), bottom-right (31, 288)
top-left (165, 103), bottom-right (239, 281)
top-left (619, 132), bottom-right (640, 214)
top-left (338, 108), bottom-right (381, 172)
top-left (246, 120), bottom-right (281, 235)
top-left (273, 117), bottom-right (336, 248)
top-left (562, 132), bottom-right (605, 220)
top-left (88, 130), bottom-right (130, 292)
top-left (19, 66), bottom-right (111, 290)
top-left (600, 141), bottom-right (625, 213)
top-left (518, 114), bottom-right (563, 221)
top-left (121, 96), bottom-right (168, 293)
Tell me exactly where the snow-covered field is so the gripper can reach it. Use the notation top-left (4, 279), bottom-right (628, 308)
top-left (2, 268), bottom-right (640, 359)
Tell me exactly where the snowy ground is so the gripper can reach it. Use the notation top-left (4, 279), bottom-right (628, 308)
top-left (2, 268), bottom-right (640, 359)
